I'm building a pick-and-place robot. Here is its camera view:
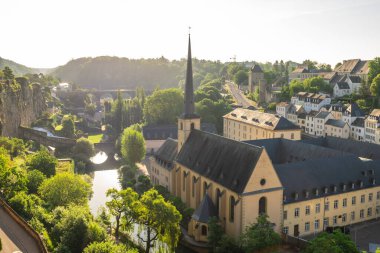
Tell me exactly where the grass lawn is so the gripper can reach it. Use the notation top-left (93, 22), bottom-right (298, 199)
top-left (56, 159), bottom-right (74, 174)
top-left (88, 134), bottom-right (103, 144)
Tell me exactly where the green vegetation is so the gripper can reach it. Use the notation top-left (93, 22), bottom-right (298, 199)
top-left (368, 57), bottom-right (380, 84)
top-left (88, 134), bottom-right (103, 143)
top-left (73, 137), bottom-right (96, 158)
top-left (84, 241), bottom-right (138, 253)
top-left (27, 170), bottom-right (46, 194)
top-left (56, 159), bottom-right (74, 174)
top-left (304, 230), bottom-right (359, 253)
top-left (370, 74), bottom-right (380, 97)
top-left (60, 115), bottom-right (76, 138)
top-left (0, 57), bottom-right (36, 75)
top-left (280, 76), bottom-right (332, 101)
top-left (120, 127), bottom-right (146, 165)
top-left (27, 149), bottom-right (58, 177)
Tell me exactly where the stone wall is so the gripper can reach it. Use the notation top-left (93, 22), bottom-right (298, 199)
top-left (0, 81), bottom-right (46, 137)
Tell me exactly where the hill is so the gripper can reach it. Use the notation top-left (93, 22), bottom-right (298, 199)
top-left (50, 56), bottom-right (225, 90)
top-left (0, 57), bottom-right (39, 75)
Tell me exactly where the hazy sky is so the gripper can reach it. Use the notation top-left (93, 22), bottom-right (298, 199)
top-left (1, 0), bottom-right (380, 68)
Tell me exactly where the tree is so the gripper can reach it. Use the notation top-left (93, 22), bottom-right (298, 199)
top-left (27, 169), bottom-right (46, 194)
top-left (370, 74), bottom-right (380, 97)
top-left (289, 79), bottom-right (305, 96)
top-left (110, 91), bottom-right (125, 136)
top-left (3, 66), bottom-right (15, 80)
top-left (87, 221), bottom-right (107, 244)
top-left (120, 127), bottom-right (145, 165)
top-left (8, 192), bottom-right (42, 220)
top-left (133, 188), bottom-right (182, 253)
top-left (60, 115), bottom-right (76, 138)
top-left (233, 70), bottom-right (248, 86)
top-left (195, 98), bottom-right (231, 134)
top-left (304, 230), bottom-right (359, 253)
top-left (368, 57), bottom-right (380, 84)
top-left (73, 137), bottom-right (96, 158)
top-left (135, 175), bottom-right (152, 194)
top-left (143, 88), bottom-right (183, 125)
top-left (39, 173), bottom-right (92, 208)
top-left (215, 235), bottom-right (243, 253)
top-left (240, 214), bottom-right (281, 252)
top-left (194, 85), bottom-right (222, 102)
top-left (106, 188), bottom-right (138, 240)
top-left (303, 59), bottom-right (318, 70)
top-left (28, 149), bottom-right (57, 177)
top-left (207, 217), bottom-right (224, 251)
top-left (84, 241), bottom-right (138, 253)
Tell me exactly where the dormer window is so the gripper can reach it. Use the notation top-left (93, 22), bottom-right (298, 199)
top-left (343, 184), bottom-right (347, 191)
top-left (305, 191), bottom-right (309, 198)
top-left (351, 183), bottom-right (355, 189)
top-left (314, 188), bottom-right (319, 196)
top-left (324, 187), bottom-right (328, 194)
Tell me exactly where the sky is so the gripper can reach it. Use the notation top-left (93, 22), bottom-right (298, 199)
top-left (1, 0), bottom-right (380, 68)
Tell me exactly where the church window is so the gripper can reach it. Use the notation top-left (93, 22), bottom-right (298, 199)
top-left (259, 197), bottom-right (267, 215)
top-left (201, 225), bottom-right (207, 236)
top-left (230, 196), bottom-right (235, 222)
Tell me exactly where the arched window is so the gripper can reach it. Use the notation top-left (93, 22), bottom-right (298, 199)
top-left (259, 196), bottom-right (267, 215)
top-left (230, 196), bottom-right (235, 222)
top-left (201, 225), bottom-right (207, 236)
top-left (183, 171), bottom-right (186, 192)
top-left (203, 182), bottom-right (208, 196)
top-left (216, 188), bottom-right (221, 217)
top-left (191, 123), bottom-right (195, 130)
top-left (192, 176), bottom-right (196, 197)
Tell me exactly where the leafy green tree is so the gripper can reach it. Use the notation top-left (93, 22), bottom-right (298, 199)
top-left (289, 79), bottom-right (305, 96)
top-left (110, 91), bottom-right (125, 136)
top-left (84, 241), bottom-right (138, 253)
top-left (87, 221), bottom-right (107, 244)
top-left (73, 137), bottom-right (96, 158)
top-left (194, 85), bottom-right (222, 102)
top-left (60, 115), bottom-right (76, 138)
top-left (106, 188), bottom-right (138, 240)
top-left (370, 74), bottom-right (380, 97)
top-left (8, 192), bottom-right (42, 220)
top-left (143, 88), bottom-right (183, 125)
top-left (133, 188), bottom-right (182, 253)
top-left (120, 127), bottom-right (145, 164)
top-left (207, 217), bottom-right (224, 251)
top-left (39, 173), bottom-right (92, 208)
top-left (304, 230), bottom-right (359, 253)
top-left (240, 214), bottom-right (281, 252)
top-left (233, 70), bottom-right (248, 86)
top-left (3, 66), bottom-right (15, 80)
top-left (303, 59), bottom-right (318, 70)
top-left (369, 57), bottom-right (380, 84)
top-left (28, 149), bottom-right (57, 177)
top-left (216, 235), bottom-right (243, 253)
top-left (195, 98), bottom-right (231, 134)
top-left (135, 175), bottom-right (152, 195)
top-left (27, 169), bottom-right (46, 194)
top-left (51, 205), bottom-right (93, 253)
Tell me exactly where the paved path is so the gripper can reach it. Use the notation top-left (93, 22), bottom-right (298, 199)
top-left (225, 81), bottom-right (256, 108)
top-left (0, 205), bottom-right (42, 253)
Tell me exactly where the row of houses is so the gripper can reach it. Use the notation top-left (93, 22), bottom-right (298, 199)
top-left (289, 59), bottom-right (368, 98)
top-left (277, 92), bottom-right (380, 144)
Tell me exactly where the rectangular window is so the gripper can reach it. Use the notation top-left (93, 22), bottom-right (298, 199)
top-left (342, 213), bottom-right (347, 223)
top-left (295, 208), bottom-right (300, 218)
top-left (323, 218), bottom-right (329, 228)
top-left (333, 216), bottom-right (337, 225)
top-left (343, 198), bottom-right (347, 207)
top-left (325, 201), bottom-right (329, 211)
top-left (352, 196), bottom-right (356, 205)
top-left (360, 209), bottom-right (364, 219)
top-left (351, 211), bottom-right (355, 221)
top-left (377, 191), bottom-right (380, 200)
top-left (283, 210), bottom-right (287, 220)
top-left (368, 208), bottom-right (372, 217)
top-left (369, 193), bottom-right (373, 202)
top-left (316, 203), bottom-right (320, 213)
top-left (361, 195), bottom-right (365, 203)
top-left (305, 222), bottom-right (310, 232)
top-left (305, 205), bottom-right (310, 215)
top-left (334, 200), bottom-right (338, 209)
top-left (314, 220), bottom-right (320, 230)
top-left (283, 226), bottom-right (289, 234)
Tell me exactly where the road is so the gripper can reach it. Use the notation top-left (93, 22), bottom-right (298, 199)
top-left (0, 205), bottom-right (42, 253)
top-left (225, 81), bottom-right (256, 108)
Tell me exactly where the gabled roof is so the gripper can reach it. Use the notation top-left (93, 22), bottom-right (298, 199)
top-left (292, 67), bottom-right (309, 74)
top-left (154, 138), bottom-right (178, 168)
top-left (176, 130), bottom-right (263, 193)
top-left (325, 119), bottom-right (347, 128)
top-left (345, 103), bottom-right (365, 117)
top-left (315, 111), bottom-right (331, 119)
top-left (336, 82), bottom-right (350, 90)
top-left (348, 75), bottom-right (362, 83)
top-left (352, 118), bottom-right (365, 127)
top-left (369, 109), bottom-right (380, 117)
top-left (251, 64), bottom-right (263, 73)
top-left (191, 194), bottom-right (217, 223)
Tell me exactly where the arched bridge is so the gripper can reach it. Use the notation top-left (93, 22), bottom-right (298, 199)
top-left (18, 126), bottom-right (76, 148)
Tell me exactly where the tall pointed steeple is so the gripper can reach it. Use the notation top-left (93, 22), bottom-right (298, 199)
top-left (182, 34), bottom-right (198, 119)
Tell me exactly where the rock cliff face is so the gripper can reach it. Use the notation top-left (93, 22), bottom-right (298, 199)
top-left (0, 81), bottom-right (46, 137)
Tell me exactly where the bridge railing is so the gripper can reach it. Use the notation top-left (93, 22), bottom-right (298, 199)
top-left (0, 197), bottom-right (49, 253)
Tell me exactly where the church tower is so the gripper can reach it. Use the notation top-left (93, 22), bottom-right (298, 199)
top-left (178, 34), bottom-right (201, 151)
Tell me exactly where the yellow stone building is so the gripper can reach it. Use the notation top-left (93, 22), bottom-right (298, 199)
top-left (148, 35), bottom-right (380, 243)
top-left (223, 108), bottom-right (301, 141)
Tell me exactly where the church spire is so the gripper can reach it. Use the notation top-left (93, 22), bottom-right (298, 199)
top-left (182, 33), bottom-right (198, 118)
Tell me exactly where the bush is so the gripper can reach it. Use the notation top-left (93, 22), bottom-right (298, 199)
top-left (28, 150), bottom-right (57, 177)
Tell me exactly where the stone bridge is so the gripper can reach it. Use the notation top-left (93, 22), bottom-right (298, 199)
top-left (94, 142), bottom-right (116, 155)
top-left (18, 126), bottom-right (76, 148)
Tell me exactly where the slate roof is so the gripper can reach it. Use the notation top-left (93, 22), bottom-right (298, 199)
top-left (352, 118), bottom-right (365, 127)
top-left (315, 111), bottom-right (331, 119)
top-left (325, 119), bottom-right (347, 128)
top-left (142, 123), bottom-right (217, 140)
top-left (335, 59), bottom-right (361, 73)
top-left (154, 138), bottom-right (178, 167)
top-left (348, 76), bottom-right (362, 83)
top-left (176, 130), bottom-right (263, 193)
top-left (336, 82), bottom-right (350, 89)
top-left (224, 108), bottom-right (300, 131)
top-left (191, 194), bottom-right (217, 223)
top-left (345, 103), bottom-right (365, 117)
top-left (244, 138), bottom-right (349, 165)
top-left (292, 67), bottom-right (309, 74)
top-left (301, 136), bottom-right (380, 160)
top-left (251, 64), bottom-right (264, 73)
top-left (276, 156), bottom-right (380, 204)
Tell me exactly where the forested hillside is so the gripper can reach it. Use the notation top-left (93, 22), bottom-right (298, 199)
top-left (0, 57), bottom-right (37, 75)
top-left (50, 56), bottom-right (225, 90)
